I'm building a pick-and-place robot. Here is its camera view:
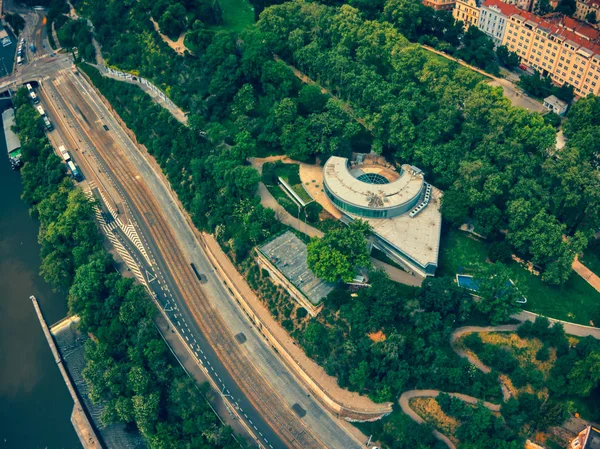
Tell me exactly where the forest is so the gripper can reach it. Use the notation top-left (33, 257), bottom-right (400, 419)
top-left (61, 0), bottom-right (600, 285)
top-left (12, 88), bottom-right (242, 449)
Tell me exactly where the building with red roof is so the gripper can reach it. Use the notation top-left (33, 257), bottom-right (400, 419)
top-left (476, 0), bottom-right (600, 96)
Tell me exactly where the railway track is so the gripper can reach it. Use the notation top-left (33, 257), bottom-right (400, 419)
top-left (50, 71), bottom-right (323, 449)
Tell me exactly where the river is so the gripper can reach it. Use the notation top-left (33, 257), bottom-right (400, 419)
top-left (0, 94), bottom-right (81, 447)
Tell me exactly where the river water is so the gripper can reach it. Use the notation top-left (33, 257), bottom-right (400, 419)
top-left (0, 97), bottom-right (81, 447)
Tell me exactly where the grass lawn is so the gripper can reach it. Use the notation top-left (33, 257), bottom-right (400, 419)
top-left (581, 239), bottom-right (600, 278)
top-left (438, 228), bottom-right (489, 277)
top-left (212, 0), bottom-right (254, 32)
top-left (439, 228), bottom-right (600, 326)
top-left (292, 183), bottom-right (313, 204)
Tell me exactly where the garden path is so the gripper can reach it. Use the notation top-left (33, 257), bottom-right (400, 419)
top-left (401, 321), bottom-right (599, 449)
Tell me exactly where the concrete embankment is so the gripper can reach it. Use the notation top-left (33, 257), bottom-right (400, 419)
top-left (30, 296), bottom-right (102, 449)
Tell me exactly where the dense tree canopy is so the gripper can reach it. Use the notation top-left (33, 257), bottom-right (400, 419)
top-left (307, 220), bottom-right (372, 282)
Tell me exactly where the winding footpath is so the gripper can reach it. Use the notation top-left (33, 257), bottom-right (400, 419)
top-left (400, 322), bottom-right (599, 449)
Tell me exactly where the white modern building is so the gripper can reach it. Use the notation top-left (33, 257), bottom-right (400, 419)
top-left (323, 155), bottom-right (442, 277)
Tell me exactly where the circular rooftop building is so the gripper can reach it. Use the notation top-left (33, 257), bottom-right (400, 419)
top-left (323, 156), bottom-right (425, 219)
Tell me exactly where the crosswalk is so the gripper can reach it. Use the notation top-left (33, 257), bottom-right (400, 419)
top-left (88, 181), bottom-right (150, 264)
top-left (84, 187), bottom-right (146, 286)
top-left (122, 223), bottom-right (150, 264)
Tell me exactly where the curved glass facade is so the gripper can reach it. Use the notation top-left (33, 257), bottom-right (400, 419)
top-left (324, 182), bottom-right (423, 219)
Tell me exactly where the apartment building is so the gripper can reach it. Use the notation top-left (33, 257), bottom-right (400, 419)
top-left (574, 0), bottom-right (600, 22)
top-left (453, 0), bottom-right (482, 27)
top-left (479, 2), bottom-right (514, 44)
top-left (501, 8), bottom-right (600, 96)
top-left (423, 0), bottom-right (456, 11)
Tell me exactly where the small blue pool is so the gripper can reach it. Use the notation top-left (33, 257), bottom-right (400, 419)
top-left (456, 274), bottom-right (480, 291)
top-left (455, 274), bottom-right (527, 304)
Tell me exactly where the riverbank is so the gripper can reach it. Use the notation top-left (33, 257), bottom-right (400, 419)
top-left (0, 99), bottom-right (80, 448)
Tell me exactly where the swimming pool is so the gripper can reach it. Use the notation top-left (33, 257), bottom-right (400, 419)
top-left (455, 274), bottom-right (527, 304)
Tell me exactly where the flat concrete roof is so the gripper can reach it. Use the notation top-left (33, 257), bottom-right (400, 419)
top-left (2, 108), bottom-right (21, 155)
top-left (259, 232), bottom-right (335, 306)
top-left (366, 187), bottom-right (442, 268)
top-left (324, 156), bottom-right (424, 211)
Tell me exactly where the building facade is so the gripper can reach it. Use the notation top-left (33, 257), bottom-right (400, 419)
top-left (574, 0), bottom-right (600, 23)
top-left (453, 0), bottom-right (482, 27)
top-left (423, 0), bottom-right (456, 10)
top-left (570, 426), bottom-right (600, 449)
top-left (478, 3), bottom-right (511, 44)
top-left (502, 10), bottom-right (600, 96)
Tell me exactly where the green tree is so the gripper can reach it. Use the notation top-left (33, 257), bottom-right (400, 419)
top-left (474, 263), bottom-right (520, 324)
top-left (555, 0), bottom-right (576, 15)
top-left (496, 45), bottom-right (520, 69)
top-left (307, 220), bottom-right (372, 282)
top-left (534, 0), bottom-right (553, 15)
top-left (298, 84), bottom-right (328, 114)
top-left (586, 11), bottom-right (597, 23)
top-left (567, 351), bottom-right (600, 396)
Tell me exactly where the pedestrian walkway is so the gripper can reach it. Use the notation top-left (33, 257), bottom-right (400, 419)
top-left (572, 257), bottom-right (600, 294)
top-left (420, 45), bottom-right (546, 114)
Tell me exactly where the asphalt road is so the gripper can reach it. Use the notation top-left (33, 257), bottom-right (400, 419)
top-left (40, 71), bottom-right (289, 449)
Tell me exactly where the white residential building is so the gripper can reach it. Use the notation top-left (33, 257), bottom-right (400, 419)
top-left (478, 3), bottom-right (510, 45)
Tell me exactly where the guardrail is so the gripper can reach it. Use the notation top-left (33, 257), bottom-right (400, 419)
top-left (104, 66), bottom-right (177, 110)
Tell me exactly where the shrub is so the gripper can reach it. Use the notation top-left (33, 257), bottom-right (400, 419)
top-left (296, 307), bottom-right (308, 319)
top-left (536, 344), bottom-right (550, 362)
top-left (463, 333), bottom-right (484, 352)
top-left (488, 241), bottom-right (513, 264)
top-left (543, 111), bottom-right (562, 128)
top-left (304, 202), bottom-right (321, 223)
top-left (261, 162), bottom-right (278, 185)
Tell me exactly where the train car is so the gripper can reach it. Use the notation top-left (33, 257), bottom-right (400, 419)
top-left (36, 104), bottom-right (45, 116)
top-left (67, 160), bottom-right (83, 181)
top-left (43, 116), bottom-right (53, 131)
top-left (17, 55), bottom-right (23, 65)
top-left (26, 83), bottom-right (33, 92)
top-left (29, 91), bottom-right (39, 104)
top-left (58, 145), bottom-right (71, 162)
